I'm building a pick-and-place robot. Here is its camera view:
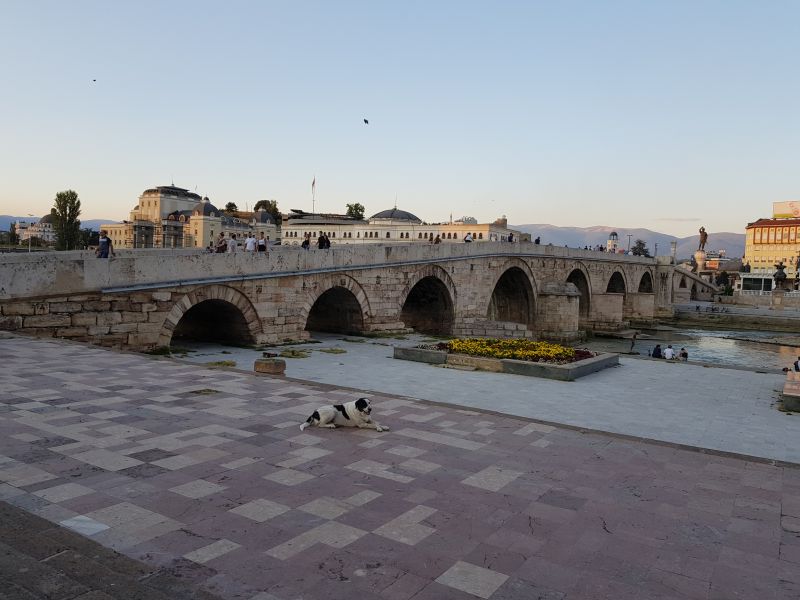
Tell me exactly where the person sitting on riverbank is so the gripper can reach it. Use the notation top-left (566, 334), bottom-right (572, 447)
top-left (794, 356), bottom-right (800, 372)
top-left (679, 348), bottom-right (688, 361)
top-left (651, 344), bottom-right (663, 359)
top-left (664, 345), bottom-right (676, 360)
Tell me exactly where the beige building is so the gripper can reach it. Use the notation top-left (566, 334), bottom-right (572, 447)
top-left (740, 201), bottom-right (800, 291)
top-left (281, 207), bottom-right (521, 245)
top-left (103, 186), bottom-right (277, 249)
top-left (16, 213), bottom-right (57, 245)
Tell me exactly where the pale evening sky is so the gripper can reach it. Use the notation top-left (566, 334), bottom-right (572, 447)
top-left (1, 1), bottom-right (798, 236)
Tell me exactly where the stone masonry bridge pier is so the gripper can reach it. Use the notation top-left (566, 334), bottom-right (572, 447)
top-left (0, 243), bottom-right (698, 350)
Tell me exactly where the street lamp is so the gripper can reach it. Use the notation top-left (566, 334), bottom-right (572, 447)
top-left (27, 214), bottom-right (34, 253)
top-left (627, 234), bottom-right (632, 251)
top-left (654, 242), bottom-right (658, 257)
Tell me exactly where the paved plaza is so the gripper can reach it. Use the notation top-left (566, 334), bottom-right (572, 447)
top-left (1, 333), bottom-right (800, 599)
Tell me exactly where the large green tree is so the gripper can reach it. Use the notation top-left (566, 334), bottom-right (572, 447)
top-left (346, 203), bottom-right (365, 220)
top-left (8, 223), bottom-right (19, 245)
top-left (224, 202), bottom-right (238, 213)
top-left (79, 228), bottom-right (100, 249)
top-left (52, 190), bottom-right (82, 250)
top-left (253, 199), bottom-right (282, 224)
top-left (630, 239), bottom-right (651, 257)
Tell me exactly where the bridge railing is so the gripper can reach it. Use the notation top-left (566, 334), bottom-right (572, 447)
top-left (0, 242), bottom-right (655, 300)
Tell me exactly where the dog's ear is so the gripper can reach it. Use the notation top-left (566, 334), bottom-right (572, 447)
top-left (355, 398), bottom-right (370, 412)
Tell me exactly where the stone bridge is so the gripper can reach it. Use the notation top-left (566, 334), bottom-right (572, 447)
top-left (0, 243), bottom-right (711, 350)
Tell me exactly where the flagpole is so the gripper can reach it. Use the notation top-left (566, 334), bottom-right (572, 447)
top-left (312, 176), bottom-right (316, 215)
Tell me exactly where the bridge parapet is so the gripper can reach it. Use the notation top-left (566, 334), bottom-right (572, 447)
top-left (0, 243), bottom-right (654, 301)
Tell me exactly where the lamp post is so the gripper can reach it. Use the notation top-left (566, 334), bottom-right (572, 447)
top-left (654, 242), bottom-right (658, 257)
top-left (27, 214), bottom-right (34, 253)
top-left (627, 234), bottom-right (632, 251)
top-left (670, 240), bottom-right (677, 264)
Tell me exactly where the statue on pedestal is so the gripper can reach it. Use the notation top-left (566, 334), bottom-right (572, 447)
top-left (698, 227), bottom-right (708, 251)
top-left (774, 262), bottom-right (788, 291)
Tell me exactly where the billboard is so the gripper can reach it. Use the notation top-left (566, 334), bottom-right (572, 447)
top-left (773, 201), bottom-right (800, 218)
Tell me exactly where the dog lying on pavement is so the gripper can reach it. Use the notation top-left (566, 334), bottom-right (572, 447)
top-left (299, 397), bottom-right (389, 432)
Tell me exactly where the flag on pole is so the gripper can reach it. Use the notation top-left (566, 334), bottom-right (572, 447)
top-left (311, 177), bottom-right (316, 195)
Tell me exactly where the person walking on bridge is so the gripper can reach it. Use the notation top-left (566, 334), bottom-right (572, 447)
top-left (96, 230), bottom-right (114, 259)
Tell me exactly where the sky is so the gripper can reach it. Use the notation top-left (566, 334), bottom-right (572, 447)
top-left (1, 1), bottom-right (798, 236)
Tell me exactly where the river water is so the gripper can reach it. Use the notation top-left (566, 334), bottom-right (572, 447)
top-left (176, 327), bottom-right (799, 373)
top-left (582, 328), bottom-right (798, 371)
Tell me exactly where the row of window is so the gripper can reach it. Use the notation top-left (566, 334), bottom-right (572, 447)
top-left (752, 226), bottom-right (799, 244)
top-left (287, 230), bottom-right (486, 240)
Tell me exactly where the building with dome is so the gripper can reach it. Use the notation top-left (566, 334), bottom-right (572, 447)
top-left (16, 213), bottom-right (57, 245)
top-left (102, 186), bottom-right (277, 249)
top-left (281, 207), bottom-right (520, 245)
top-left (606, 231), bottom-right (621, 253)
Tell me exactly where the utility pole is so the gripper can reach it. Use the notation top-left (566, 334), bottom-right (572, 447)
top-left (654, 242), bottom-right (658, 257)
top-left (627, 234), bottom-right (632, 251)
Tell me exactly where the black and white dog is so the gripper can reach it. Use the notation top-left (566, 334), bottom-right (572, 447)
top-left (299, 397), bottom-right (389, 432)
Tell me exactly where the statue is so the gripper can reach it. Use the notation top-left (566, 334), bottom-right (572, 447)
top-left (698, 227), bottom-right (708, 251)
top-left (774, 261), bottom-right (788, 290)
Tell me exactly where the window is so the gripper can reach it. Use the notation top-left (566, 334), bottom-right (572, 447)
top-left (769, 228), bottom-right (775, 243)
top-left (418, 233), bottom-right (422, 239)
top-left (790, 227), bottom-right (796, 243)
top-left (386, 232), bottom-right (391, 238)
top-left (777, 228), bottom-right (783, 243)
top-left (754, 228), bottom-right (761, 243)
top-left (478, 233), bottom-right (483, 239)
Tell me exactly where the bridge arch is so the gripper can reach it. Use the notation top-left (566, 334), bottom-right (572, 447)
top-left (487, 259), bottom-right (538, 328)
top-left (638, 271), bottom-right (654, 293)
top-left (606, 270), bottom-right (627, 294)
top-left (159, 285), bottom-right (262, 347)
top-left (566, 265), bottom-right (592, 318)
top-left (400, 264), bottom-right (457, 335)
top-left (300, 275), bottom-right (371, 335)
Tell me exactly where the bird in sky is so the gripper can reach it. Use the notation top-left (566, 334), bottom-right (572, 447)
top-left (92, 79), bottom-right (96, 82)
top-left (363, 118), bottom-right (369, 124)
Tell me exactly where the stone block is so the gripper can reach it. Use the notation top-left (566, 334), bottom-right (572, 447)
top-left (2, 303), bottom-right (36, 316)
top-left (137, 322), bottom-right (164, 333)
top-left (254, 358), bottom-right (286, 375)
top-left (111, 300), bottom-right (134, 311)
top-left (56, 327), bottom-right (89, 338)
top-left (24, 314), bottom-right (71, 328)
top-left (0, 315), bottom-right (23, 330)
top-left (393, 347), bottom-right (447, 364)
top-left (130, 293), bottom-right (151, 303)
top-left (140, 303), bottom-right (158, 312)
top-left (84, 301), bottom-right (111, 311)
top-left (71, 313), bottom-right (97, 326)
top-left (109, 323), bottom-right (139, 334)
top-left (151, 291), bottom-right (171, 301)
top-left (96, 312), bottom-right (122, 326)
top-left (447, 354), bottom-right (504, 372)
top-left (87, 325), bottom-right (111, 336)
top-left (148, 311), bottom-right (169, 323)
top-left (127, 333), bottom-right (159, 347)
top-left (47, 302), bottom-right (82, 313)
top-left (121, 311), bottom-right (148, 323)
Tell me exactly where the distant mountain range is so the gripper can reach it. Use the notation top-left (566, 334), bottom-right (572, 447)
top-left (513, 224), bottom-right (745, 259)
top-left (0, 215), bottom-right (113, 232)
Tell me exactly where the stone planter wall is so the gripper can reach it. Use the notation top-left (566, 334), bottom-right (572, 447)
top-left (394, 346), bottom-right (618, 381)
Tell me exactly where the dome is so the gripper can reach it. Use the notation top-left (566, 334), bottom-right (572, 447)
top-left (370, 208), bottom-right (422, 223)
top-left (253, 208), bottom-right (274, 224)
top-left (40, 212), bottom-right (55, 224)
top-left (193, 197), bottom-right (219, 216)
top-left (609, 231), bottom-right (618, 240)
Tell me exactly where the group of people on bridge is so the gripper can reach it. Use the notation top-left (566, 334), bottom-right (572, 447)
top-left (209, 232), bottom-right (270, 254)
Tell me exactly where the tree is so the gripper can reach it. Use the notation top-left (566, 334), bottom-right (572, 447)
top-left (346, 203), bottom-right (365, 220)
top-left (253, 199), bottom-right (282, 225)
top-left (79, 228), bottom-right (100, 249)
top-left (8, 223), bottom-right (19, 245)
top-left (630, 239), bottom-right (651, 257)
top-left (224, 202), bottom-right (238, 213)
top-left (53, 190), bottom-right (82, 250)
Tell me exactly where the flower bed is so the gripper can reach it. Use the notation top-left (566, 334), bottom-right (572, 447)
top-left (421, 338), bottom-right (595, 365)
top-left (395, 338), bottom-right (616, 381)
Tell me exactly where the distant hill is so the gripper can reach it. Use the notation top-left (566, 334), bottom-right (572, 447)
top-left (513, 224), bottom-right (745, 259)
top-left (0, 215), bottom-right (116, 232)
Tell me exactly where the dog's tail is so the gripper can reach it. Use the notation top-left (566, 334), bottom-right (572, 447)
top-left (300, 410), bottom-right (320, 431)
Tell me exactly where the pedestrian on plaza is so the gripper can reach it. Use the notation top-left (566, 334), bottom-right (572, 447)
top-left (244, 232), bottom-right (257, 253)
top-left (433, 235), bottom-right (441, 244)
top-left (794, 356), bottom-right (800, 372)
top-left (664, 344), bottom-right (676, 360)
top-left (301, 233), bottom-right (310, 250)
top-left (227, 233), bottom-right (238, 253)
top-left (464, 232), bottom-right (473, 243)
top-left (679, 348), bottom-right (689, 361)
top-left (257, 232), bottom-right (268, 253)
top-left (534, 236), bottom-right (540, 245)
top-left (652, 344), bottom-right (663, 359)
top-left (323, 234), bottom-right (331, 249)
top-left (508, 232), bottom-right (514, 243)
top-left (215, 232), bottom-right (227, 253)
top-left (630, 331), bottom-right (638, 352)
top-left (96, 230), bottom-right (115, 258)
